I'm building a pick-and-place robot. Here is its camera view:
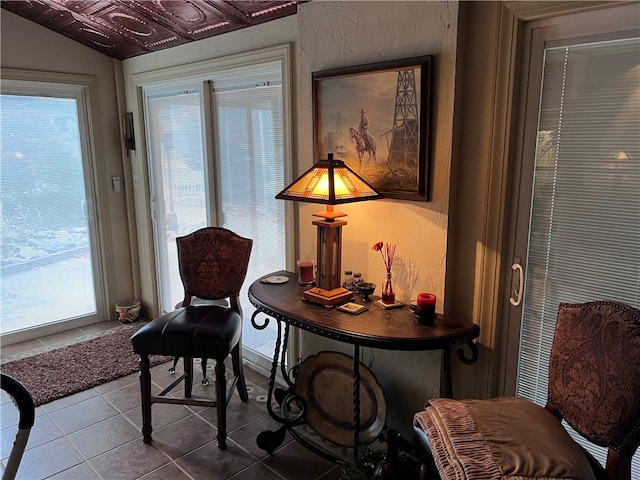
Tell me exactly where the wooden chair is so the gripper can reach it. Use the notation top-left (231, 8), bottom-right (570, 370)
top-left (131, 227), bottom-right (252, 449)
top-left (413, 300), bottom-right (640, 480)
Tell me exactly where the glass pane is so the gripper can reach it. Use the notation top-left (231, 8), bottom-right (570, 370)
top-left (1, 94), bottom-right (97, 334)
top-left (215, 84), bottom-right (285, 360)
top-left (146, 91), bottom-right (208, 313)
top-left (517, 37), bottom-right (640, 473)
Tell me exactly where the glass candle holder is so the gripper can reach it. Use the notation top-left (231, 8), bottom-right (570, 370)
top-left (416, 293), bottom-right (436, 322)
top-left (297, 259), bottom-right (316, 285)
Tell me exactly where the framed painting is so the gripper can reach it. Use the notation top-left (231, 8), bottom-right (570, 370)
top-left (312, 55), bottom-right (432, 201)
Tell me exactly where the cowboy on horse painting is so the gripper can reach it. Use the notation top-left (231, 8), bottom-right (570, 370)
top-left (358, 109), bottom-right (374, 152)
top-left (350, 108), bottom-right (377, 169)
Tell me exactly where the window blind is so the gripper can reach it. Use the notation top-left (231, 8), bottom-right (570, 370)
top-left (517, 37), bottom-right (639, 472)
top-left (145, 88), bottom-right (208, 313)
top-left (213, 81), bottom-right (286, 309)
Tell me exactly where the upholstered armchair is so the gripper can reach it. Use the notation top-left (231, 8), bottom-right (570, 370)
top-left (413, 300), bottom-right (640, 480)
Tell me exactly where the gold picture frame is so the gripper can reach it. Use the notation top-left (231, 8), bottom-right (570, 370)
top-left (313, 55), bottom-right (432, 201)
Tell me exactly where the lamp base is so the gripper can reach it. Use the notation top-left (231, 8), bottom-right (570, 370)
top-left (303, 286), bottom-right (353, 307)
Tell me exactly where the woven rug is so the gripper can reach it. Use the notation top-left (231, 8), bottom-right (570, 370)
top-left (1, 323), bottom-right (172, 406)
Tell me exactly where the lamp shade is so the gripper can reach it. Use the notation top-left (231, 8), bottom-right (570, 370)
top-left (275, 153), bottom-right (382, 205)
top-left (275, 153), bottom-right (382, 303)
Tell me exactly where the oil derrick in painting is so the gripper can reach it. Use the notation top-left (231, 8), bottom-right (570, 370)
top-left (335, 112), bottom-right (347, 156)
top-left (387, 70), bottom-right (419, 168)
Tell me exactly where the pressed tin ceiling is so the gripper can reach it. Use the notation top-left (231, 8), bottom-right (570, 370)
top-left (1, 0), bottom-right (303, 60)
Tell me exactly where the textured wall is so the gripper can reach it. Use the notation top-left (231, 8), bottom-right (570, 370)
top-left (297, 1), bottom-right (458, 305)
top-left (296, 1), bottom-right (460, 438)
top-left (122, 15), bottom-right (297, 74)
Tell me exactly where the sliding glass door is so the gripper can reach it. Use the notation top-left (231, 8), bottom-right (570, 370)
top-left (504, 10), bottom-right (639, 474)
top-left (143, 59), bottom-right (288, 370)
top-left (144, 85), bottom-right (210, 314)
top-left (1, 82), bottom-right (104, 342)
top-left (213, 78), bottom-right (287, 361)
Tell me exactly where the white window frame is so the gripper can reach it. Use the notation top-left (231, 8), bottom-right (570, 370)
top-left (129, 44), bottom-right (297, 372)
top-left (1, 71), bottom-right (107, 344)
top-left (142, 81), bottom-right (214, 314)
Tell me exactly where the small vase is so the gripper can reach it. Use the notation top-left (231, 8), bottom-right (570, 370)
top-left (382, 271), bottom-right (395, 305)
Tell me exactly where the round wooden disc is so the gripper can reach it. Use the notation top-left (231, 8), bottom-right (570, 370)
top-left (295, 351), bottom-right (386, 447)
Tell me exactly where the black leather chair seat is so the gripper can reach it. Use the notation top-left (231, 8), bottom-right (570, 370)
top-left (131, 306), bottom-right (241, 360)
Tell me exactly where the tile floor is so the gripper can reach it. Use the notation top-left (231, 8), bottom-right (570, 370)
top-left (1, 322), bottom-right (344, 480)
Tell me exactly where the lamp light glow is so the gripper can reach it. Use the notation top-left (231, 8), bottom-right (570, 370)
top-left (276, 155), bottom-right (382, 205)
top-left (276, 153), bottom-right (382, 306)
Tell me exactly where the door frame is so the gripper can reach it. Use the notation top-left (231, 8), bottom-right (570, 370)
top-left (127, 44), bottom-right (298, 373)
top-left (499, 2), bottom-right (640, 396)
top-left (142, 81), bottom-right (213, 315)
top-left (447, 1), bottom-right (637, 399)
top-left (128, 44), bottom-right (295, 320)
top-left (0, 70), bottom-right (108, 344)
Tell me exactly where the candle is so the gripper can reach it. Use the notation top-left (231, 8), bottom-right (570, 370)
top-left (416, 293), bottom-right (436, 321)
top-left (297, 259), bottom-right (316, 285)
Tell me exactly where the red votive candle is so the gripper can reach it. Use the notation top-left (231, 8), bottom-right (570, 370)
top-left (416, 293), bottom-right (436, 320)
top-left (297, 260), bottom-right (316, 285)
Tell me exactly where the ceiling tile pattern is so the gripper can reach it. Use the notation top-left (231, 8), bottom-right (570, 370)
top-left (1, 0), bottom-right (302, 60)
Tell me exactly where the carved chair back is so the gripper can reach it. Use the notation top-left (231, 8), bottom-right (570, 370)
top-left (176, 227), bottom-right (253, 311)
top-left (547, 301), bottom-right (640, 475)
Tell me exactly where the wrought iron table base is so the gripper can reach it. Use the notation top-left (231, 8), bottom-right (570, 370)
top-left (248, 271), bottom-right (480, 463)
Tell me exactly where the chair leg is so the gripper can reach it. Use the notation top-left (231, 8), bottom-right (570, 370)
top-left (215, 360), bottom-right (227, 449)
top-left (419, 464), bottom-right (430, 480)
top-left (139, 355), bottom-right (153, 444)
top-left (169, 356), bottom-right (179, 374)
top-left (184, 357), bottom-right (193, 398)
top-left (200, 358), bottom-right (209, 385)
top-left (231, 343), bottom-right (248, 402)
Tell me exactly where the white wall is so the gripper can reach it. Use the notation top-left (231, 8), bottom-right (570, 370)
top-left (297, 1), bottom-right (458, 304)
top-left (122, 16), bottom-right (297, 75)
top-left (0, 10), bottom-right (135, 318)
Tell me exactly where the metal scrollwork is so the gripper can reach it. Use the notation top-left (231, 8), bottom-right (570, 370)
top-left (279, 324), bottom-right (296, 388)
top-left (279, 393), bottom-right (306, 425)
top-left (260, 314), bottom-right (307, 427)
top-left (251, 310), bottom-right (270, 330)
top-left (265, 316), bottom-right (283, 421)
top-left (456, 339), bottom-right (479, 365)
top-left (249, 274), bottom-right (481, 463)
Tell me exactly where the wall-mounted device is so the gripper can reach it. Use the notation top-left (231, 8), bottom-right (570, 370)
top-left (123, 112), bottom-right (135, 151)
